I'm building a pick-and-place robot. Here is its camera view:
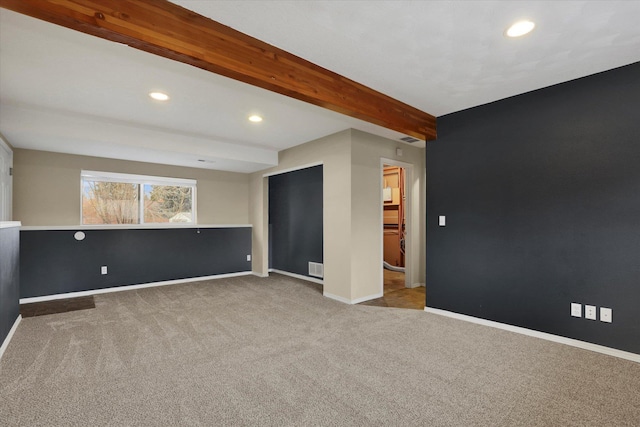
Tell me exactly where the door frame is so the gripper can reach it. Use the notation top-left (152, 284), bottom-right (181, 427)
top-left (263, 161), bottom-right (325, 283)
top-left (0, 135), bottom-right (13, 221)
top-left (380, 157), bottom-right (414, 293)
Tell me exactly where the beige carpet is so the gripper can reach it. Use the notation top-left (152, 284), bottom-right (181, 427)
top-left (1, 274), bottom-right (639, 426)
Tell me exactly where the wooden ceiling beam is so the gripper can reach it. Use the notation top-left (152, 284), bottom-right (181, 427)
top-left (0, 0), bottom-right (436, 140)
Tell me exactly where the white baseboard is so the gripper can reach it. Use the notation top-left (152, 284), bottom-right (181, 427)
top-left (19, 271), bottom-right (253, 304)
top-left (268, 269), bottom-right (324, 285)
top-left (324, 291), bottom-right (384, 305)
top-left (267, 269), bottom-right (382, 304)
top-left (252, 272), bottom-right (269, 278)
top-left (424, 307), bottom-right (640, 364)
top-left (323, 292), bottom-right (352, 304)
top-left (351, 292), bottom-right (384, 304)
top-left (0, 315), bottom-right (22, 361)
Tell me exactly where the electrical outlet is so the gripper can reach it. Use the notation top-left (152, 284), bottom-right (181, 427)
top-left (571, 303), bottom-right (582, 317)
top-left (246, 254), bottom-right (251, 262)
top-left (439, 216), bottom-right (446, 226)
top-left (101, 266), bottom-right (108, 275)
top-left (600, 307), bottom-right (612, 323)
top-left (585, 305), bottom-right (597, 320)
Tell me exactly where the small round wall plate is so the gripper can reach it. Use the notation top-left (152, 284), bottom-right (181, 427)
top-left (74, 231), bottom-right (86, 241)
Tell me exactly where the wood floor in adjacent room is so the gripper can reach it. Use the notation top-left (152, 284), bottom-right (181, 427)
top-left (359, 269), bottom-right (425, 310)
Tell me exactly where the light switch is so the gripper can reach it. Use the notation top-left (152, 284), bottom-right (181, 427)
top-left (571, 303), bottom-right (582, 317)
top-left (438, 216), bottom-right (446, 226)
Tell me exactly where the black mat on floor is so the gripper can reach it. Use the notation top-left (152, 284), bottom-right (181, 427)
top-left (20, 296), bottom-right (96, 318)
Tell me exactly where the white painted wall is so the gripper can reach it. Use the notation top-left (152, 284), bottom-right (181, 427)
top-left (12, 149), bottom-right (250, 226)
top-left (350, 130), bottom-right (425, 300)
top-left (250, 130), bottom-right (352, 301)
top-left (250, 129), bottom-right (425, 303)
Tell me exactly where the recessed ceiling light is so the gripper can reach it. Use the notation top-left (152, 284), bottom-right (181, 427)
top-left (149, 92), bottom-right (170, 101)
top-left (505, 20), bottom-right (535, 38)
top-left (248, 115), bottom-right (263, 123)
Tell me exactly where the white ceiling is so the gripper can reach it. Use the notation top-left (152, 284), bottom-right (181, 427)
top-left (1, 1), bottom-right (639, 173)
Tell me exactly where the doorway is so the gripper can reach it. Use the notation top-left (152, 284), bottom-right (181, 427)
top-left (361, 159), bottom-right (424, 309)
top-left (267, 164), bottom-right (324, 284)
top-left (382, 164), bottom-right (407, 289)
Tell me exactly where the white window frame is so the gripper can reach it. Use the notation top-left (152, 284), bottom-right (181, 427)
top-left (81, 170), bottom-right (197, 225)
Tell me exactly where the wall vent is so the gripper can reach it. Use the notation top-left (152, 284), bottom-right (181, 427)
top-left (399, 136), bottom-right (420, 144)
top-left (308, 262), bottom-right (324, 278)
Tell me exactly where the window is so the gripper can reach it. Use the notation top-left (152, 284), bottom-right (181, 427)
top-left (81, 171), bottom-right (196, 225)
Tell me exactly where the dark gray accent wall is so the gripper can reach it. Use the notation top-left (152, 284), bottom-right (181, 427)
top-left (269, 165), bottom-right (323, 277)
top-left (20, 227), bottom-right (251, 298)
top-left (426, 62), bottom-right (640, 354)
top-left (1, 226), bottom-right (20, 348)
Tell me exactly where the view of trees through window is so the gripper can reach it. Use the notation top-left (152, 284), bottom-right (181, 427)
top-left (83, 181), bottom-right (139, 224)
top-left (144, 185), bottom-right (193, 223)
top-left (82, 173), bottom-right (195, 224)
